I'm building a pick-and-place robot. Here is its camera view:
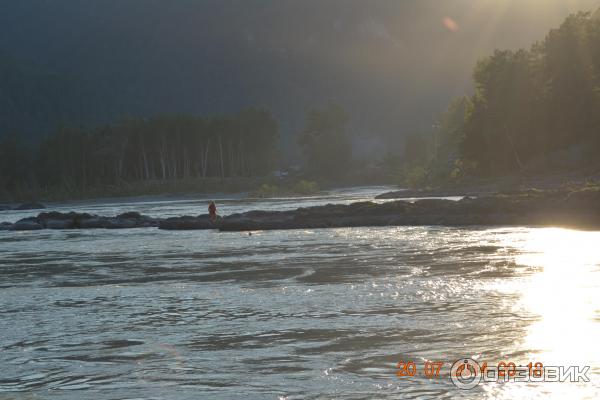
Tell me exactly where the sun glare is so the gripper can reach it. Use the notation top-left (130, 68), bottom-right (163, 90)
top-left (518, 228), bottom-right (600, 365)
top-left (443, 17), bottom-right (459, 32)
top-left (497, 228), bottom-right (600, 399)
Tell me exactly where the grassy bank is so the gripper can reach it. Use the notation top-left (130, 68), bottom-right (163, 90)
top-left (0, 165), bottom-right (401, 204)
top-left (0, 177), bottom-right (332, 204)
top-left (0, 178), bottom-right (268, 203)
top-left (249, 180), bottom-right (320, 198)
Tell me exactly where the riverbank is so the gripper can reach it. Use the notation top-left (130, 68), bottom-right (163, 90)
top-left (379, 168), bottom-right (600, 199)
top-left (3, 185), bottom-right (600, 232)
top-left (0, 177), bottom-right (267, 204)
top-left (0, 177), bottom-right (327, 208)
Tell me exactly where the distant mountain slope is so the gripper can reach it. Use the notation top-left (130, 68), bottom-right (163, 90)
top-left (1, 0), bottom-right (598, 154)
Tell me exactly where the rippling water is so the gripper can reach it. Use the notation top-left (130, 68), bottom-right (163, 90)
top-left (1, 187), bottom-right (599, 399)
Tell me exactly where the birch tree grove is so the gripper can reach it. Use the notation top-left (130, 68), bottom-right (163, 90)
top-left (1, 108), bottom-right (279, 193)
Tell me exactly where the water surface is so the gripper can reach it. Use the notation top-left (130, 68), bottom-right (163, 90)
top-left (1, 187), bottom-right (598, 399)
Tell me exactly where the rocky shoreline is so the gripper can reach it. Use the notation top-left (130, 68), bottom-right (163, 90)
top-left (2, 187), bottom-right (600, 232)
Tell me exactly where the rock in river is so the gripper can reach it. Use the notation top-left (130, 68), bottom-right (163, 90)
top-left (159, 214), bottom-right (217, 230)
top-left (11, 218), bottom-right (43, 231)
top-left (3, 187), bottom-right (600, 232)
top-left (8, 211), bottom-right (161, 231)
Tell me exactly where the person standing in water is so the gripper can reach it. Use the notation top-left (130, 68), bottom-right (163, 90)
top-left (208, 201), bottom-right (217, 223)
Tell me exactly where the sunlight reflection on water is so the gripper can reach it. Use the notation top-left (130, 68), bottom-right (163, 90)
top-left (485, 228), bottom-right (600, 399)
top-left (0, 191), bottom-right (599, 399)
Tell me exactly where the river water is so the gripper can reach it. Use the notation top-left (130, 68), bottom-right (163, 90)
top-left (0, 187), bottom-right (598, 399)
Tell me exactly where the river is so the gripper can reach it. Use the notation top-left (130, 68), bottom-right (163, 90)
top-left (0, 187), bottom-right (598, 399)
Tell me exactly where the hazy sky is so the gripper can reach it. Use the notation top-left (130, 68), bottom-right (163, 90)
top-left (1, 0), bottom-right (599, 155)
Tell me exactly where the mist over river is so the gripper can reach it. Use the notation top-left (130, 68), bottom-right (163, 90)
top-left (0, 187), bottom-right (598, 399)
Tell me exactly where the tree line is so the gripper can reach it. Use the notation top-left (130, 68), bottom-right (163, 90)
top-left (0, 108), bottom-right (279, 195)
top-left (298, 104), bottom-right (352, 180)
top-left (399, 10), bottom-right (600, 183)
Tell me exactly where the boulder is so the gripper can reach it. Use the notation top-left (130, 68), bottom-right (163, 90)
top-left (45, 219), bottom-right (74, 229)
top-left (159, 215), bottom-right (216, 230)
top-left (78, 217), bottom-right (110, 229)
top-left (105, 218), bottom-right (137, 229)
top-left (116, 211), bottom-right (144, 219)
top-left (11, 219), bottom-right (43, 230)
top-left (37, 211), bottom-right (73, 229)
top-left (116, 211), bottom-right (159, 227)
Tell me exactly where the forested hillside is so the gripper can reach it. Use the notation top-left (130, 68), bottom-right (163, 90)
top-left (400, 10), bottom-right (600, 184)
top-left (2, 2), bottom-right (600, 198)
top-left (1, 0), bottom-right (595, 144)
top-left (462, 10), bottom-right (600, 176)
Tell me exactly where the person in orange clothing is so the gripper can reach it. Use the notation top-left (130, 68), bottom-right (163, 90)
top-left (208, 201), bottom-right (217, 223)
